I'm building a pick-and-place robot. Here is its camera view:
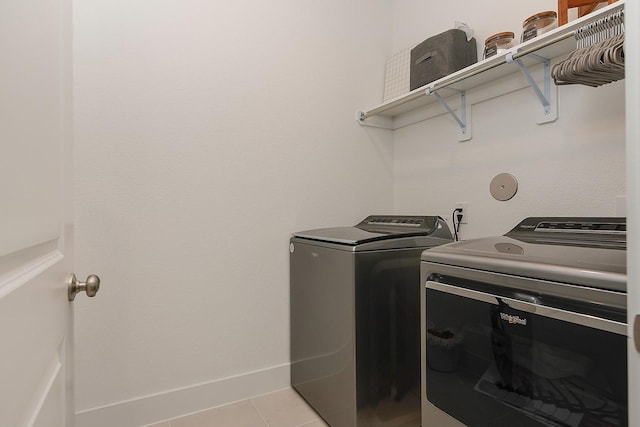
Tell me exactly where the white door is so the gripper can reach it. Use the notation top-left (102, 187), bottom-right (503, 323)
top-left (627, 1), bottom-right (640, 426)
top-left (0, 0), bottom-right (86, 426)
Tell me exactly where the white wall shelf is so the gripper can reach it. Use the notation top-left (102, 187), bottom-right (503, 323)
top-left (357, 0), bottom-right (624, 132)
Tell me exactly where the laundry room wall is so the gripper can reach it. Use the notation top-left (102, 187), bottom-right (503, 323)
top-left (390, 0), bottom-right (626, 238)
top-left (72, 2), bottom-right (393, 426)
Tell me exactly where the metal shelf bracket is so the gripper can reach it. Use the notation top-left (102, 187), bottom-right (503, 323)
top-left (506, 52), bottom-right (557, 124)
top-left (426, 87), bottom-right (472, 141)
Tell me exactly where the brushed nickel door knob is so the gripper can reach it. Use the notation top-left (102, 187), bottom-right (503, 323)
top-left (67, 273), bottom-right (101, 301)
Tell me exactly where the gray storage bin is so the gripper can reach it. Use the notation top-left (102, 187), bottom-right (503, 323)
top-left (410, 29), bottom-right (477, 90)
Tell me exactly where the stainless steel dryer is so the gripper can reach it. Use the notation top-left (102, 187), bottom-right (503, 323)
top-left (290, 215), bottom-right (453, 427)
top-left (420, 217), bottom-right (627, 427)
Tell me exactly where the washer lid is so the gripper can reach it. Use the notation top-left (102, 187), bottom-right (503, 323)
top-left (292, 226), bottom-right (400, 245)
top-left (292, 215), bottom-right (441, 246)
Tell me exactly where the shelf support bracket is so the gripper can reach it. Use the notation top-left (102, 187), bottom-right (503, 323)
top-left (426, 87), bottom-right (472, 141)
top-left (506, 52), bottom-right (557, 124)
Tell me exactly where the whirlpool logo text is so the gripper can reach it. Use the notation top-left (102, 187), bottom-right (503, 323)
top-left (499, 312), bottom-right (527, 326)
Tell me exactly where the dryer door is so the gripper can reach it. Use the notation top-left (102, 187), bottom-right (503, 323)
top-left (423, 278), bottom-right (627, 427)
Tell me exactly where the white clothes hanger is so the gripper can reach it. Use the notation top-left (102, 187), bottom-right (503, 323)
top-left (552, 9), bottom-right (625, 87)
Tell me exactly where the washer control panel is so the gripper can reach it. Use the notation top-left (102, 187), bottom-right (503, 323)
top-left (357, 215), bottom-right (439, 232)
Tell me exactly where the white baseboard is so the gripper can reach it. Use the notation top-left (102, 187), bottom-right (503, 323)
top-left (75, 363), bottom-right (291, 427)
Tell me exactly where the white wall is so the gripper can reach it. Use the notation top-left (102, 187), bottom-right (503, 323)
top-left (72, 2), bottom-right (393, 426)
top-left (73, 1), bottom-right (628, 426)
top-left (391, 0), bottom-right (626, 238)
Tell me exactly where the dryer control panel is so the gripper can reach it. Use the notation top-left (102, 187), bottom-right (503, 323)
top-left (506, 217), bottom-right (626, 248)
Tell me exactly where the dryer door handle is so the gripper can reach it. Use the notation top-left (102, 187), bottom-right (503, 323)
top-left (426, 280), bottom-right (626, 336)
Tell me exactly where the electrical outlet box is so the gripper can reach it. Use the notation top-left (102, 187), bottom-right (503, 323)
top-left (456, 202), bottom-right (468, 224)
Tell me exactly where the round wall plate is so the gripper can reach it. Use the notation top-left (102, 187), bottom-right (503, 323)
top-left (490, 173), bottom-right (518, 201)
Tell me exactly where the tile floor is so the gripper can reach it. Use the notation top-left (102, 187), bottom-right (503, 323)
top-left (142, 387), bottom-right (329, 427)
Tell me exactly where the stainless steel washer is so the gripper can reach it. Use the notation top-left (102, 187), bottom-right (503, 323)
top-left (290, 215), bottom-right (453, 427)
top-left (420, 217), bottom-right (627, 427)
